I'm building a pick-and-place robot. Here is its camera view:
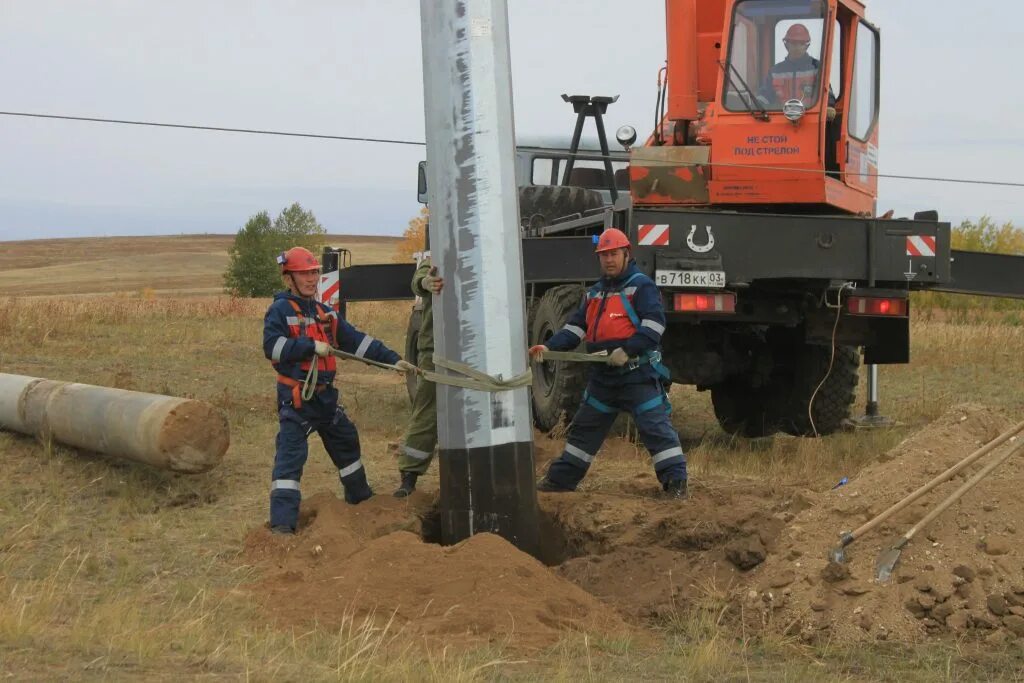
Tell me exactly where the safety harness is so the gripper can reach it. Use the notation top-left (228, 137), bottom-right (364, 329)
top-left (277, 299), bottom-right (336, 408)
top-left (580, 272), bottom-right (673, 415)
top-left (599, 273), bottom-right (671, 380)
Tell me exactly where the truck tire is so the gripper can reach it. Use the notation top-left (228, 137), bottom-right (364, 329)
top-left (519, 185), bottom-right (604, 228)
top-left (530, 285), bottom-right (588, 432)
top-left (710, 379), bottom-right (780, 439)
top-left (404, 307), bottom-right (422, 403)
top-left (777, 345), bottom-right (859, 437)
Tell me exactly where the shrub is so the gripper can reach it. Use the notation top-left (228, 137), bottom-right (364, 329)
top-left (224, 204), bottom-right (326, 297)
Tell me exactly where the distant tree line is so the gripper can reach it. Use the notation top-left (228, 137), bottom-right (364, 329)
top-left (224, 203), bottom-right (325, 297)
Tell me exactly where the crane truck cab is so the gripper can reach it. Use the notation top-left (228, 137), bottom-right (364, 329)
top-left (639, 0), bottom-right (879, 215)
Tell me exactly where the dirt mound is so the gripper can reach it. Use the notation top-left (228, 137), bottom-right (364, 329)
top-left (742, 403), bottom-right (1024, 644)
top-left (242, 404), bottom-right (1023, 648)
top-left (548, 481), bottom-right (805, 619)
top-left (243, 493), bottom-right (629, 650)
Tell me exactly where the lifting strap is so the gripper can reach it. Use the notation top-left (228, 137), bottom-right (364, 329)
top-left (330, 348), bottom-right (533, 393)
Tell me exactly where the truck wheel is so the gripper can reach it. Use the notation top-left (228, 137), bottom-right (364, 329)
top-left (778, 345), bottom-right (859, 437)
top-left (404, 307), bottom-right (422, 403)
top-left (519, 185), bottom-right (604, 228)
top-left (530, 285), bottom-right (588, 432)
top-left (710, 379), bottom-right (780, 438)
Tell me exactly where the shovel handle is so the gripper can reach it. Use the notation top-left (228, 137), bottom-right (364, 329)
top-left (901, 440), bottom-right (1022, 543)
top-left (846, 419), bottom-right (1024, 543)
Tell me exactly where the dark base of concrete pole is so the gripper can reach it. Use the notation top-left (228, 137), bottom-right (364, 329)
top-left (438, 440), bottom-right (540, 557)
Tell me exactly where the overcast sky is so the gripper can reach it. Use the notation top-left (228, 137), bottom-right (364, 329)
top-left (1, 1), bottom-right (1021, 241)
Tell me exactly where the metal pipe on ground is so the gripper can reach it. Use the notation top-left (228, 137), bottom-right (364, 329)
top-left (0, 373), bottom-right (229, 473)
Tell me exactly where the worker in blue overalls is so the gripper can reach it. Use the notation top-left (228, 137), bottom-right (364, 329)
top-left (263, 246), bottom-right (415, 534)
top-left (529, 228), bottom-right (688, 499)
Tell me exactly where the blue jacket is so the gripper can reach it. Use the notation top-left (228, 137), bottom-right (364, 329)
top-left (263, 291), bottom-right (400, 387)
top-left (545, 262), bottom-right (667, 382)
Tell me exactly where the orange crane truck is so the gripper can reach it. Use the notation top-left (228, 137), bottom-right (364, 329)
top-left (326, 0), bottom-right (1024, 437)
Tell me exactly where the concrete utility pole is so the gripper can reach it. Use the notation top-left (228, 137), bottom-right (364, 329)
top-left (0, 374), bottom-right (229, 473)
top-left (419, 0), bottom-right (539, 554)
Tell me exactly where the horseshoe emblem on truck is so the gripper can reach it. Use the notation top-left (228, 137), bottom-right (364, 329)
top-left (687, 225), bottom-right (715, 253)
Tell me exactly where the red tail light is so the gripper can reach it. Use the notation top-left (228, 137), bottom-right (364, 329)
top-left (674, 293), bottom-right (736, 313)
top-left (846, 296), bottom-right (907, 317)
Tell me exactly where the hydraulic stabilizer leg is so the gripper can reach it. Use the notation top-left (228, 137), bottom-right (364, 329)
top-left (851, 363), bottom-right (893, 429)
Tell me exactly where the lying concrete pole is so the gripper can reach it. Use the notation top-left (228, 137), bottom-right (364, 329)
top-left (420, 0), bottom-right (540, 554)
top-left (0, 374), bottom-right (228, 473)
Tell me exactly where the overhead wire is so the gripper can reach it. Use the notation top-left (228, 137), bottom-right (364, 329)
top-left (2, 109), bottom-right (1024, 189)
top-left (0, 110), bottom-right (426, 147)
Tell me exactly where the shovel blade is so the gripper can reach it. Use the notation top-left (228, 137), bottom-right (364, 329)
top-left (828, 546), bottom-right (846, 564)
top-left (875, 547), bottom-right (902, 582)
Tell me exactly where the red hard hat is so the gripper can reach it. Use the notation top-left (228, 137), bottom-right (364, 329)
top-left (278, 246), bottom-right (320, 273)
top-left (595, 228), bottom-right (631, 254)
top-left (784, 23), bottom-right (811, 43)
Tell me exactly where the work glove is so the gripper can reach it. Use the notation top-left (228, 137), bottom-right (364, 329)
top-left (608, 348), bottom-right (630, 367)
top-left (394, 359), bottom-right (417, 374)
top-left (422, 266), bottom-right (444, 294)
top-left (528, 345), bottom-right (548, 362)
top-left (314, 340), bottom-right (332, 357)
top-left (827, 106), bottom-right (837, 122)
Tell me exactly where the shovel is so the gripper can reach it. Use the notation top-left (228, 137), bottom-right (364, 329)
top-left (828, 419), bottom-right (1024, 564)
top-left (875, 440), bottom-right (1022, 582)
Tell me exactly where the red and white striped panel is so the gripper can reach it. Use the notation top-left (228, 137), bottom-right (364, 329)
top-left (637, 224), bottom-right (670, 246)
top-left (319, 271), bottom-right (340, 309)
top-left (906, 235), bottom-right (936, 257)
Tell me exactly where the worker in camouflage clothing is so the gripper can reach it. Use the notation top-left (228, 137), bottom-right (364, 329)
top-left (394, 256), bottom-right (444, 497)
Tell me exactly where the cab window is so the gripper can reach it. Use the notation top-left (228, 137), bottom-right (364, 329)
top-left (723, 0), bottom-right (828, 112)
top-left (848, 21), bottom-right (879, 141)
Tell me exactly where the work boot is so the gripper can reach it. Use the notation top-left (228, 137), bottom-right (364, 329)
top-left (270, 525), bottom-right (294, 535)
top-left (536, 477), bottom-right (574, 493)
top-left (393, 471), bottom-right (418, 498)
top-left (343, 485), bottom-right (373, 505)
top-left (663, 478), bottom-right (688, 500)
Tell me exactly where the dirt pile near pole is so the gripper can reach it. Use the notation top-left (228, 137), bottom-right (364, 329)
top-left (243, 493), bottom-right (630, 651)
top-left (242, 404), bottom-right (1023, 649)
top-left (742, 403), bottom-right (1024, 644)
top-left (547, 481), bottom-right (805, 619)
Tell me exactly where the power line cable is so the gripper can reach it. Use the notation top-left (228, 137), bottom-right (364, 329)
top-left (3, 110), bottom-right (1024, 188)
top-left (0, 110), bottom-right (425, 147)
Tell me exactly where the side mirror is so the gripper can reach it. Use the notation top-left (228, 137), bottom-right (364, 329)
top-left (417, 161), bottom-right (428, 204)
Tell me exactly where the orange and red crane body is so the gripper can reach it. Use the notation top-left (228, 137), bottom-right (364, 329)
top-left (638, 0), bottom-right (879, 216)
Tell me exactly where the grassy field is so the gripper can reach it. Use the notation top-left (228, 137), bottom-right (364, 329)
top-left (0, 234), bottom-right (400, 297)
top-left (1, 235), bottom-right (1023, 680)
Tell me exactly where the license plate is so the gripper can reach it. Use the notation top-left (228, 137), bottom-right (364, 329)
top-left (655, 269), bottom-right (726, 288)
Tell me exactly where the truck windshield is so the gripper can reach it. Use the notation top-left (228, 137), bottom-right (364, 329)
top-left (723, 0), bottom-right (827, 113)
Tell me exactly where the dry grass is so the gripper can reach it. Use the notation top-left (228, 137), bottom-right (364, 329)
top-left (0, 233), bottom-right (401, 297)
top-left (2, 295), bottom-right (1022, 678)
top-left (2, 237), bottom-right (1024, 678)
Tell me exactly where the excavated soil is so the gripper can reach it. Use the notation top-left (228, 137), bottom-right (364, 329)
top-left (243, 403), bottom-right (1024, 649)
top-left (243, 493), bottom-right (631, 651)
top-left (744, 403), bottom-right (1024, 645)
